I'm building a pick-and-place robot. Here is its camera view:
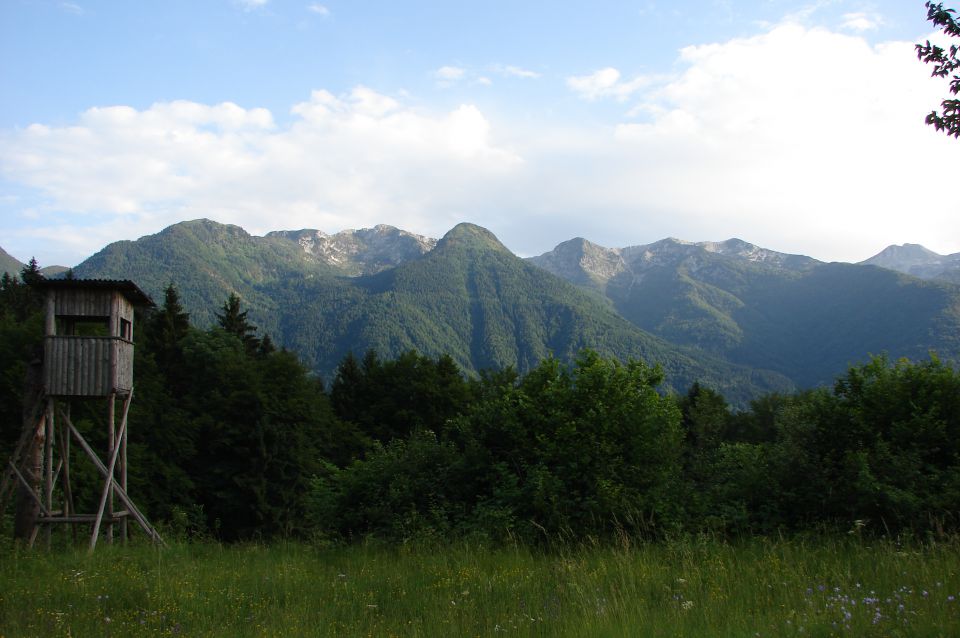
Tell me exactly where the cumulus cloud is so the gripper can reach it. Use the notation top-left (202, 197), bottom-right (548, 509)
top-left (566, 67), bottom-right (651, 101)
top-left (566, 67), bottom-right (620, 100)
top-left (0, 89), bottom-right (521, 263)
top-left (569, 23), bottom-right (959, 260)
top-left (1, 21), bottom-right (958, 266)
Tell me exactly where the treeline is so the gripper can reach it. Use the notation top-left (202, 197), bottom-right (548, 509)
top-left (2, 271), bottom-right (960, 544)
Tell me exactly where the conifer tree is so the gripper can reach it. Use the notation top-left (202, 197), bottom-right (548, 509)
top-left (257, 333), bottom-right (276, 358)
top-left (147, 284), bottom-right (192, 382)
top-left (20, 258), bottom-right (43, 285)
top-left (216, 293), bottom-right (260, 354)
top-left (157, 284), bottom-right (191, 342)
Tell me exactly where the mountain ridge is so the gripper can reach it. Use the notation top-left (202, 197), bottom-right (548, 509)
top-left (69, 219), bottom-right (795, 404)
top-left (266, 224), bottom-right (436, 276)
top-left (532, 236), bottom-right (960, 387)
top-left (38, 218), bottom-right (960, 401)
top-left (0, 247), bottom-right (21, 278)
top-left (860, 243), bottom-right (960, 283)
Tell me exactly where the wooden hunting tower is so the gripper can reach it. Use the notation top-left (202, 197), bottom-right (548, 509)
top-left (43, 279), bottom-right (147, 397)
top-left (1, 279), bottom-right (163, 550)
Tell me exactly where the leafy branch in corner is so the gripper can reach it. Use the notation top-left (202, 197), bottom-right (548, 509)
top-left (916, 2), bottom-right (960, 137)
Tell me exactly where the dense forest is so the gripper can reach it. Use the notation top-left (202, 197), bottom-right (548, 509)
top-left (2, 265), bottom-right (959, 545)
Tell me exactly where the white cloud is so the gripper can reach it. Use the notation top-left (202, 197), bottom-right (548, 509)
top-left (434, 66), bottom-right (466, 83)
top-left (307, 3), bottom-right (330, 16)
top-left (566, 67), bottom-right (652, 101)
top-left (499, 65), bottom-right (541, 79)
top-left (436, 65), bottom-right (535, 88)
top-left (567, 67), bottom-right (621, 100)
top-left (782, 0), bottom-right (833, 24)
top-left (235, 0), bottom-right (268, 11)
top-left (841, 12), bottom-right (881, 32)
top-left (59, 2), bottom-right (83, 15)
top-left (0, 89), bottom-right (522, 263)
top-left (584, 23), bottom-right (959, 260)
top-left (2, 22), bottom-right (958, 266)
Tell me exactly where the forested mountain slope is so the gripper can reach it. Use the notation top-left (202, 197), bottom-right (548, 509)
top-left (73, 220), bottom-right (791, 402)
top-left (0, 247), bottom-right (21, 278)
top-left (531, 237), bottom-right (960, 387)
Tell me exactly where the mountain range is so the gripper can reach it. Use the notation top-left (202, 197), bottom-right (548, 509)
top-left (4, 221), bottom-right (958, 405)
top-left (860, 243), bottom-right (960, 284)
top-left (530, 237), bottom-right (960, 387)
top-left (60, 220), bottom-right (789, 404)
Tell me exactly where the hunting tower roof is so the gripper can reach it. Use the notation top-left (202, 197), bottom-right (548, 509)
top-left (33, 278), bottom-right (155, 307)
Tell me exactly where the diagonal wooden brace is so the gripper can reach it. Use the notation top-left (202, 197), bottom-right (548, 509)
top-left (65, 416), bottom-right (163, 547)
top-left (0, 415), bottom-right (45, 511)
top-left (6, 459), bottom-right (50, 517)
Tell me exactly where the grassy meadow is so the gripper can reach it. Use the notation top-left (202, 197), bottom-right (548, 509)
top-left (1, 536), bottom-right (959, 637)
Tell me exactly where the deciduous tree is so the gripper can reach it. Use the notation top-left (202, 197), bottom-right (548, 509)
top-left (917, 2), bottom-right (960, 137)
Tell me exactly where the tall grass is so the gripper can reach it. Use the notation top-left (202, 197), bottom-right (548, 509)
top-left (1, 536), bottom-right (958, 636)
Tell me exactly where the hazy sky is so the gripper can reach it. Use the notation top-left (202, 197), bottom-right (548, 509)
top-left (1, 0), bottom-right (957, 267)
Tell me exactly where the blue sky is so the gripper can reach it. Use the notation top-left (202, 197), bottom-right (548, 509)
top-left (1, 0), bottom-right (957, 267)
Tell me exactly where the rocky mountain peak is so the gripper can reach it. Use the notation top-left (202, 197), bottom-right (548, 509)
top-left (862, 244), bottom-right (944, 268)
top-left (268, 224), bottom-right (437, 275)
top-left (700, 238), bottom-right (817, 269)
top-left (528, 237), bottom-right (626, 288)
top-left (621, 238), bottom-right (697, 266)
top-left (532, 235), bottom-right (819, 286)
top-left (860, 243), bottom-right (960, 282)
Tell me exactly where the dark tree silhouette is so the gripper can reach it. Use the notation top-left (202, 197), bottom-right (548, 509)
top-left (20, 258), bottom-right (44, 285)
top-left (147, 284), bottom-right (192, 384)
top-left (216, 292), bottom-right (260, 354)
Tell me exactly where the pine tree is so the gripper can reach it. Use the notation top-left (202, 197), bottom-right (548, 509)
top-left (216, 293), bottom-right (260, 354)
top-left (257, 333), bottom-right (276, 358)
top-left (1, 260), bottom-right (43, 322)
top-left (20, 258), bottom-right (43, 285)
top-left (145, 283), bottom-right (193, 392)
top-left (157, 284), bottom-right (191, 342)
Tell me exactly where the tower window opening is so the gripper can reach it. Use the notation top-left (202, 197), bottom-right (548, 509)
top-left (56, 316), bottom-right (110, 337)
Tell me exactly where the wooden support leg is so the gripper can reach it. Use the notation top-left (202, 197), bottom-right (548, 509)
top-left (43, 399), bottom-right (54, 548)
top-left (106, 393), bottom-right (115, 544)
top-left (8, 460), bottom-right (51, 517)
top-left (89, 393), bottom-right (131, 553)
top-left (69, 422), bottom-right (162, 545)
top-left (15, 412), bottom-right (45, 543)
top-left (57, 404), bottom-right (76, 543)
top-left (0, 407), bottom-right (45, 512)
top-left (121, 400), bottom-right (128, 544)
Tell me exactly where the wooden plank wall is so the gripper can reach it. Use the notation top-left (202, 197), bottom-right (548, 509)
top-left (53, 289), bottom-right (114, 318)
top-left (44, 338), bottom-right (134, 396)
top-left (45, 337), bottom-right (112, 396)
